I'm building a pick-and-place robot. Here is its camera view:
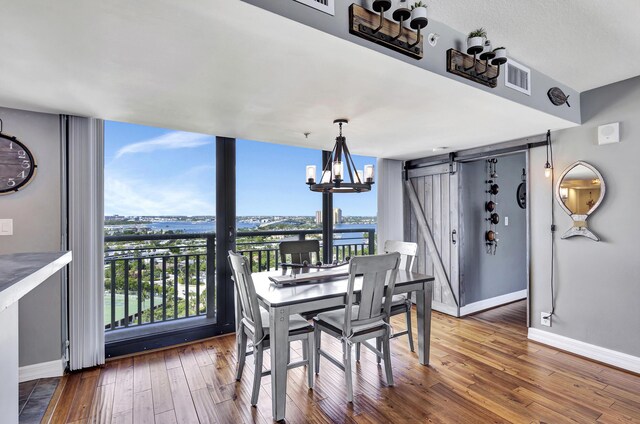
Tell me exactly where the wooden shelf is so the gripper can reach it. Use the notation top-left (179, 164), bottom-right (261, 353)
top-left (349, 3), bottom-right (423, 60)
top-left (446, 48), bottom-right (500, 88)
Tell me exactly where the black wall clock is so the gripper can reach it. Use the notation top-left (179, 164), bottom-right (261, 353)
top-left (0, 128), bottom-right (37, 195)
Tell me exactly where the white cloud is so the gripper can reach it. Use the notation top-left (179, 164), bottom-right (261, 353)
top-left (104, 174), bottom-right (215, 216)
top-left (115, 131), bottom-right (212, 158)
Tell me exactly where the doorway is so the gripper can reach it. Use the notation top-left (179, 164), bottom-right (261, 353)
top-left (405, 151), bottom-right (529, 322)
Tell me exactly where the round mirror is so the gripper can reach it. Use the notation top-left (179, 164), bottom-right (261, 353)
top-left (555, 161), bottom-right (605, 241)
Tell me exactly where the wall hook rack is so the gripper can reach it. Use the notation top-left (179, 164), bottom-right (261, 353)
top-left (349, 3), bottom-right (425, 60)
top-left (446, 48), bottom-right (505, 88)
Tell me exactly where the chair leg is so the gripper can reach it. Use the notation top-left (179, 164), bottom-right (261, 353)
top-left (306, 333), bottom-right (314, 390)
top-left (406, 305), bottom-right (415, 352)
top-left (314, 326), bottom-right (321, 374)
top-left (302, 339), bottom-right (308, 361)
top-left (382, 333), bottom-right (394, 387)
top-left (236, 329), bottom-right (248, 381)
top-left (343, 340), bottom-right (354, 403)
top-left (250, 343), bottom-right (263, 406)
top-left (376, 337), bottom-right (382, 364)
top-left (355, 342), bottom-right (361, 362)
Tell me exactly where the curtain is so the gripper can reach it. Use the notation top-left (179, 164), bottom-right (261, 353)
top-left (376, 158), bottom-right (405, 249)
top-left (67, 116), bottom-right (105, 370)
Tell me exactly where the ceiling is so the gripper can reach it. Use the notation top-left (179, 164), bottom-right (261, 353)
top-left (427, 0), bottom-right (640, 93)
top-left (0, 0), bottom-right (578, 159)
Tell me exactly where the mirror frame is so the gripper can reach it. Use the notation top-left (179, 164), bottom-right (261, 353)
top-left (555, 160), bottom-right (605, 241)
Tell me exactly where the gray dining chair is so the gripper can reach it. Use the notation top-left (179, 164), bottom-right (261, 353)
top-left (313, 252), bottom-right (401, 403)
top-left (355, 240), bottom-right (417, 362)
top-left (228, 250), bottom-right (314, 406)
top-left (279, 239), bottom-right (320, 265)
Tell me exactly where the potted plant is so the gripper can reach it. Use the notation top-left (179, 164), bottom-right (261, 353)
top-left (479, 39), bottom-right (495, 60)
top-left (467, 28), bottom-right (487, 55)
top-left (492, 46), bottom-right (507, 59)
top-left (491, 46), bottom-right (507, 65)
top-left (410, 1), bottom-right (428, 27)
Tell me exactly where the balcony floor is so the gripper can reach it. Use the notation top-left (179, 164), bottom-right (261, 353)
top-left (43, 301), bottom-right (640, 423)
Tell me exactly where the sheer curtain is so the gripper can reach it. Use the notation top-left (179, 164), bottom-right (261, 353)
top-left (67, 116), bottom-right (105, 370)
top-left (377, 158), bottom-right (404, 248)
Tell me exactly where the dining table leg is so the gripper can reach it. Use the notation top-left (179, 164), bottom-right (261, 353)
top-left (416, 281), bottom-right (433, 365)
top-left (269, 305), bottom-right (290, 421)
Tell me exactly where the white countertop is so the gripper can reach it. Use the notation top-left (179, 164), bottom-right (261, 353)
top-left (0, 251), bottom-right (72, 312)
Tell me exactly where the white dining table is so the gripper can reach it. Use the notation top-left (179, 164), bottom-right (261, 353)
top-left (245, 267), bottom-right (435, 422)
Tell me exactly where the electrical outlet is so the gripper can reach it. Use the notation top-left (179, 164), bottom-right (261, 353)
top-left (541, 312), bottom-right (552, 327)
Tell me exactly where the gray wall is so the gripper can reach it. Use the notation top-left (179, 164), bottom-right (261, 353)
top-left (0, 106), bottom-right (64, 367)
top-left (530, 75), bottom-right (640, 356)
top-left (242, 0), bottom-right (580, 124)
top-left (460, 153), bottom-right (527, 305)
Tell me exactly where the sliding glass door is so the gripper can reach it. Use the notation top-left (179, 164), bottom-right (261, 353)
top-left (103, 121), bottom-right (226, 356)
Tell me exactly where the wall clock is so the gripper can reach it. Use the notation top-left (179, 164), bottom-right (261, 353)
top-left (0, 129), bottom-right (37, 195)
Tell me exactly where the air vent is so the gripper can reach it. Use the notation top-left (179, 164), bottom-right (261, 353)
top-left (505, 59), bottom-right (531, 95)
top-left (294, 0), bottom-right (335, 16)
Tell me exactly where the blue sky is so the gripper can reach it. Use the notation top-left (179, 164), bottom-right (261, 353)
top-left (104, 121), bottom-right (377, 216)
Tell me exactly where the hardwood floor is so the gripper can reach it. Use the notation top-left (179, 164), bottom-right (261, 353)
top-left (44, 301), bottom-right (640, 423)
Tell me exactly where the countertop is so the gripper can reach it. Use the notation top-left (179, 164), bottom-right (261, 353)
top-left (0, 251), bottom-right (72, 312)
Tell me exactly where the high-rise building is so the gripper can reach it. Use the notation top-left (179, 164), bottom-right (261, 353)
top-left (315, 210), bottom-right (322, 225)
top-left (333, 208), bottom-right (342, 224)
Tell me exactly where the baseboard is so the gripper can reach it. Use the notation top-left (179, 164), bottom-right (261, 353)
top-left (19, 357), bottom-right (65, 382)
top-left (431, 301), bottom-right (459, 317)
top-left (528, 328), bottom-right (640, 374)
top-left (459, 289), bottom-right (527, 316)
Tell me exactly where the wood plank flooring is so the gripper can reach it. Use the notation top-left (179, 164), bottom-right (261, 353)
top-left (44, 301), bottom-right (640, 423)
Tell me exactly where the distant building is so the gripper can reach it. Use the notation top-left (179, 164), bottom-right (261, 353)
top-left (316, 208), bottom-right (342, 224)
top-left (333, 208), bottom-right (342, 224)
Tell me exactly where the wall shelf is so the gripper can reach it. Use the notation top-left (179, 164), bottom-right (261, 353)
top-left (349, 3), bottom-right (423, 60)
top-left (446, 48), bottom-right (500, 88)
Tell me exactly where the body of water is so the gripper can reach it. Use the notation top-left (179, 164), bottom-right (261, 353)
top-left (106, 220), bottom-right (376, 235)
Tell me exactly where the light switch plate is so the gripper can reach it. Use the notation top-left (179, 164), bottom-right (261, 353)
top-left (0, 219), bottom-right (13, 236)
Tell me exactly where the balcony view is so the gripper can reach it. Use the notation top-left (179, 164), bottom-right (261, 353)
top-left (103, 121), bottom-right (377, 332)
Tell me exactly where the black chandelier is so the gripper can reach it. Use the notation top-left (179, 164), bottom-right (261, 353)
top-left (306, 119), bottom-right (374, 193)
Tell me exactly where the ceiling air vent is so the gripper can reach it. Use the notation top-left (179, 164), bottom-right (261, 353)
top-left (293, 0), bottom-right (335, 16)
top-left (505, 59), bottom-right (531, 96)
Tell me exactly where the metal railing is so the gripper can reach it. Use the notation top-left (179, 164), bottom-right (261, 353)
top-left (104, 228), bottom-right (375, 332)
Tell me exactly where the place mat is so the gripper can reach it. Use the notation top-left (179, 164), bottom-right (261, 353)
top-left (269, 265), bottom-right (349, 287)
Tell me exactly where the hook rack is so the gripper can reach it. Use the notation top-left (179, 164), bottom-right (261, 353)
top-left (349, 3), bottom-right (425, 60)
top-left (446, 48), bottom-right (504, 88)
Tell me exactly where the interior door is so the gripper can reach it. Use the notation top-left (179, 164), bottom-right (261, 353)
top-left (405, 163), bottom-right (460, 316)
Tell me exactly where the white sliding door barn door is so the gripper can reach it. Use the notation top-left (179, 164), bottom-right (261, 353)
top-left (405, 163), bottom-right (460, 316)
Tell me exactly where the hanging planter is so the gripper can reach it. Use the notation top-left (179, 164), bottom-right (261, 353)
top-left (466, 28), bottom-right (487, 55)
top-left (491, 46), bottom-right (507, 66)
top-left (410, 1), bottom-right (428, 26)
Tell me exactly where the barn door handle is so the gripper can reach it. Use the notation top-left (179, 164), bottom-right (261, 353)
top-left (451, 230), bottom-right (457, 245)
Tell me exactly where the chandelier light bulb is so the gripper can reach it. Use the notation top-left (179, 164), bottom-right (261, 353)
top-left (364, 164), bottom-right (375, 182)
top-left (306, 165), bottom-right (316, 184)
top-left (333, 161), bottom-right (343, 180)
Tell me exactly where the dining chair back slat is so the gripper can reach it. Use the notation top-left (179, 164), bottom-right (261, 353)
top-left (344, 252), bottom-right (400, 337)
top-left (384, 240), bottom-right (417, 272)
top-left (279, 240), bottom-right (320, 265)
top-left (228, 250), bottom-right (264, 339)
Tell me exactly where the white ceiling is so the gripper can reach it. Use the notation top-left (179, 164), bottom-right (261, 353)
top-left (0, 0), bottom-right (577, 159)
top-left (427, 0), bottom-right (640, 93)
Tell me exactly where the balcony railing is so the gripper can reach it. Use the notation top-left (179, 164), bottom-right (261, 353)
top-left (104, 227), bottom-right (375, 332)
